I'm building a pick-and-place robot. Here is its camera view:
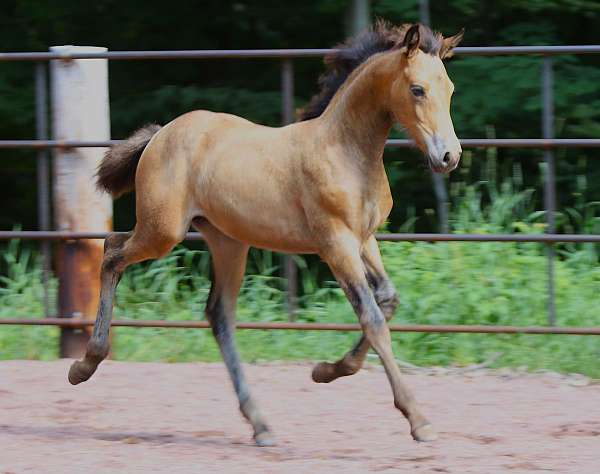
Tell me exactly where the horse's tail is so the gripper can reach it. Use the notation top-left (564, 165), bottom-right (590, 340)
top-left (96, 123), bottom-right (162, 198)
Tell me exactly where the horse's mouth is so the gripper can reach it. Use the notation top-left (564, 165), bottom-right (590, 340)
top-left (427, 156), bottom-right (457, 174)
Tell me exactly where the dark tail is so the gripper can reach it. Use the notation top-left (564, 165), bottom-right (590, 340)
top-left (96, 123), bottom-right (162, 198)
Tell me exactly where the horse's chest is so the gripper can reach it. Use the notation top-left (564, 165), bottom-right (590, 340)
top-left (303, 156), bottom-right (392, 238)
top-left (361, 187), bottom-right (392, 235)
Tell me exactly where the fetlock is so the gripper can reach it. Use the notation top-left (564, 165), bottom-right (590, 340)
top-left (86, 337), bottom-right (110, 363)
top-left (338, 355), bottom-right (362, 376)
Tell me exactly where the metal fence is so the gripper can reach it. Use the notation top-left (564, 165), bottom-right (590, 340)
top-left (1, 44), bottom-right (600, 343)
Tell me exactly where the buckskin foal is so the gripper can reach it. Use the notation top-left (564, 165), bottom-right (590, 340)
top-left (68, 22), bottom-right (464, 446)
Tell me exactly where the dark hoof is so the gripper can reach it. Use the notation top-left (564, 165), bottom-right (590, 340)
top-left (411, 423), bottom-right (438, 442)
top-left (254, 430), bottom-right (277, 447)
top-left (311, 361), bottom-right (338, 383)
top-left (312, 359), bottom-right (359, 383)
top-left (68, 360), bottom-right (97, 385)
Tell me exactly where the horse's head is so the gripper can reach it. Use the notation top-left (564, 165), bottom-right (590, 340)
top-left (390, 24), bottom-right (464, 173)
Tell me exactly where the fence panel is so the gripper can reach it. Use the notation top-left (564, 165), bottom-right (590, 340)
top-left (0, 45), bottom-right (599, 351)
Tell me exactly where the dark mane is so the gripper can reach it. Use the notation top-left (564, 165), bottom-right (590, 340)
top-left (299, 22), bottom-right (443, 121)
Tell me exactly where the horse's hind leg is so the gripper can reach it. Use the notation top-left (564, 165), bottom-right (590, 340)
top-left (68, 223), bottom-right (186, 385)
top-left (195, 219), bottom-right (274, 447)
top-left (68, 232), bottom-right (129, 384)
top-left (312, 236), bottom-right (398, 383)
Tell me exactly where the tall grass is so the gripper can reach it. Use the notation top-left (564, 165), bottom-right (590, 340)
top-left (1, 168), bottom-right (599, 377)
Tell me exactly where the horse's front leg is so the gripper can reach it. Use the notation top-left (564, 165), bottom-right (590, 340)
top-left (320, 233), bottom-right (436, 442)
top-left (312, 235), bottom-right (398, 383)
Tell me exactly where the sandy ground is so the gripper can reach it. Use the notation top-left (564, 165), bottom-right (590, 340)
top-left (0, 360), bottom-right (598, 474)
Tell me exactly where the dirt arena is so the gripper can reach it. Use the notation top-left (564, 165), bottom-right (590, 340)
top-left (0, 360), bottom-right (598, 473)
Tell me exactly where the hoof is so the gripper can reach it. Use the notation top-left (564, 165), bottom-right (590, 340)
top-left (68, 360), bottom-right (97, 385)
top-left (311, 362), bottom-right (337, 383)
top-left (411, 423), bottom-right (438, 442)
top-left (254, 430), bottom-right (277, 447)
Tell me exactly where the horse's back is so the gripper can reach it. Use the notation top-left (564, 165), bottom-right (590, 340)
top-left (167, 109), bottom-right (272, 140)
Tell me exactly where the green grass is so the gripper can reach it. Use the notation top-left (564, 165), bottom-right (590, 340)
top-left (1, 177), bottom-right (600, 377)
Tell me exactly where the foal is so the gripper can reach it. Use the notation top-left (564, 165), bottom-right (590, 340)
top-left (68, 22), bottom-right (463, 446)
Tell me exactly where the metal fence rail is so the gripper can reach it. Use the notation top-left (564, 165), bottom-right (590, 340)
top-left (1, 318), bottom-right (599, 335)
top-left (1, 43), bottom-right (599, 348)
top-left (2, 230), bottom-right (600, 243)
top-left (1, 45), bottom-right (600, 61)
top-left (2, 138), bottom-right (600, 149)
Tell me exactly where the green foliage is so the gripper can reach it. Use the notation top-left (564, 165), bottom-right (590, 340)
top-left (1, 180), bottom-right (599, 377)
top-left (0, 240), bottom-right (58, 359)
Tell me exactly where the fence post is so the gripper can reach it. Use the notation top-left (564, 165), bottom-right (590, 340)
top-left (346, 0), bottom-right (370, 35)
top-left (35, 62), bottom-right (52, 317)
top-left (281, 58), bottom-right (298, 320)
top-left (50, 46), bottom-right (112, 358)
top-left (542, 57), bottom-right (557, 326)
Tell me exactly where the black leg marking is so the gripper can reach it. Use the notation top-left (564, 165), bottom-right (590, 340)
top-left (343, 281), bottom-right (385, 328)
top-left (206, 293), bottom-right (272, 444)
top-left (366, 269), bottom-right (399, 320)
top-left (68, 232), bottom-right (129, 385)
top-left (208, 298), bottom-right (249, 405)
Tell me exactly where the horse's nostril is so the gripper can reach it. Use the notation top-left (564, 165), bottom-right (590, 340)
top-left (442, 152), bottom-right (451, 165)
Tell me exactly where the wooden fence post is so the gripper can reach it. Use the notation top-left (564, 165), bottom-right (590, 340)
top-left (50, 46), bottom-right (112, 358)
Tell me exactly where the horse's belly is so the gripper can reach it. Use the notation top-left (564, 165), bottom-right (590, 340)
top-left (203, 209), bottom-right (319, 254)
top-left (198, 177), bottom-right (318, 253)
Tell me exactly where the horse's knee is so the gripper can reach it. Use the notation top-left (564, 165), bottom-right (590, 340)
top-left (374, 281), bottom-right (399, 320)
top-left (380, 292), bottom-right (399, 321)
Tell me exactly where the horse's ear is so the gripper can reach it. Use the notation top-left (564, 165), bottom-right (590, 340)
top-left (440, 28), bottom-right (464, 59)
top-left (402, 24), bottom-right (421, 57)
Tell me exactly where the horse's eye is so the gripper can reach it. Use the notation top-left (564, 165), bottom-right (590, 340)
top-left (410, 85), bottom-right (425, 98)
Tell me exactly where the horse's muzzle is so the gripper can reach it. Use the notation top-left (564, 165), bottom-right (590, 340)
top-left (428, 150), bottom-right (461, 173)
top-left (423, 132), bottom-right (461, 173)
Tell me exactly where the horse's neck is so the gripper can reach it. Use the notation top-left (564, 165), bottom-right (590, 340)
top-left (322, 55), bottom-right (394, 163)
